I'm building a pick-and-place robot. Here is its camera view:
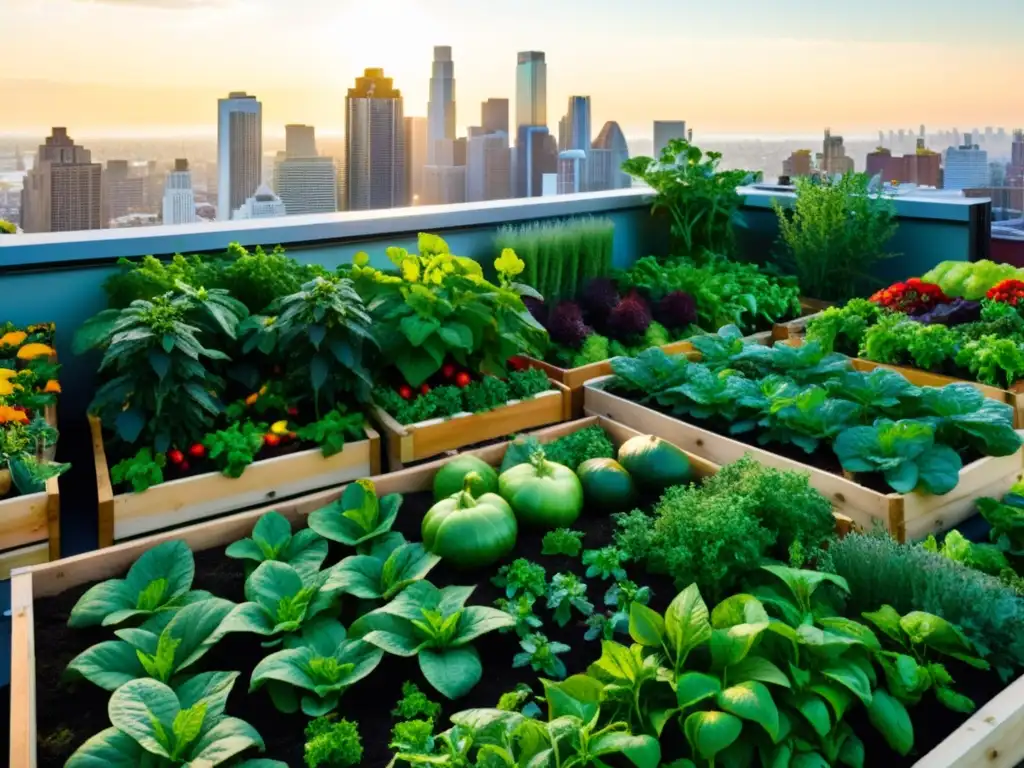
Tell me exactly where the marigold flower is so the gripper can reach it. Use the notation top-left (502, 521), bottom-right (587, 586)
top-left (17, 343), bottom-right (55, 360)
top-left (44, 380), bottom-right (61, 394)
top-left (0, 380), bottom-right (13, 396)
top-left (245, 392), bottom-right (259, 406)
top-left (270, 420), bottom-right (290, 436)
top-left (0, 405), bottom-right (29, 424)
top-left (0, 368), bottom-right (16, 380)
top-left (0, 331), bottom-right (27, 347)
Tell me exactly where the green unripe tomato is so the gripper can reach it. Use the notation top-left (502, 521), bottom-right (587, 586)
top-left (432, 455), bottom-right (499, 502)
top-left (498, 452), bottom-right (583, 529)
top-left (422, 472), bottom-right (518, 568)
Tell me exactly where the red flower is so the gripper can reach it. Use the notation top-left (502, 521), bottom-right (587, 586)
top-left (871, 279), bottom-right (949, 314)
top-left (986, 279), bottom-right (1024, 305)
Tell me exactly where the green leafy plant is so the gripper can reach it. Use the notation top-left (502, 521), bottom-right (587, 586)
top-left (250, 617), bottom-right (383, 715)
top-left (491, 557), bottom-right (547, 599)
top-left (324, 532), bottom-right (441, 601)
top-left (977, 495), bottom-right (1024, 561)
top-left (546, 572), bottom-right (594, 627)
top-left (540, 425), bottom-right (615, 470)
top-left (541, 528), bottom-right (585, 557)
top-left (507, 367), bottom-right (553, 400)
top-left (204, 420), bottom-right (266, 478)
top-left (65, 672), bottom-right (272, 767)
top-left (304, 716), bottom-right (363, 768)
top-left (111, 448), bottom-right (166, 493)
top-left (923, 529), bottom-right (1012, 577)
top-left (225, 511), bottom-right (328, 578)
top-left (464, 375), bottom-right (510, 413)
top-left (350, 580), bottom-right (515, 698)
top-left (392, 680), bottom-right (443, 720)
top-left (220, 560), bottom-right (341, 647)
top-left (308, 479), bottom-right (402, 548)
top-left (956, 335), bottom-right (1024, 388)
top-left (773, 172), bottom-right (898, 301)
top-left (69, 541), bottom-right (206, 628)
top-left (805, 299), bottom-right (881, 356)
top-left (389, 718), bottom-right (435, 756)
top-left (604, 579), bottom-right (653, 634)
top-left (66, 597), bottom-right (234, 691)
top-left (582, 547), bottom-right (628, 581)
top-left (513, 632), bottom-right (572, 679)
top-left (495, 592), bottom-right (544, 638)
top-left (295, 407), bottom-right (364, 457)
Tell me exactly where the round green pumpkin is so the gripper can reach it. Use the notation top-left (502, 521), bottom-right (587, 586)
top-left (422, 473), bottom-right (517, 568)
top-left (432, 455), bottom-right (499, 502)
top-left (498, 454), bottom-right (583, 528)
top-left (617, 435), bottom-right (692, 492)
top-left (577, 458), bottom-right (635, 513)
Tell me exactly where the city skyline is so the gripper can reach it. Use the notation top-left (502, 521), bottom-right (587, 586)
top-left (6, 0), bottom-right (1024, 138)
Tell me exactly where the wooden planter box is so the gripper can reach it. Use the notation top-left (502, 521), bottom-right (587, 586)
top-left (372, 380), bottom-right (572, 469)
top-left (90, 415), bottom-right (381, 546)
top-left (10, 415), bottom-right (1011, 768)
top-left (584, 377), bottom-right (1024, 543)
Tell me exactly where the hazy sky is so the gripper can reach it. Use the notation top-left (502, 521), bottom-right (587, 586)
top-left (4, 0), bottom-right (1023, 138)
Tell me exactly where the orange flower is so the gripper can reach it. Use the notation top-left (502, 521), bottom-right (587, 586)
top-left (0, 406), bottom-right (28, 424)
top-left (0, 331), bottom-right (27, 347)
top-left (17, 343), bottom-right (55, 360)
top-left (43, 380), bottom-right (61, 394)
top-left (0, 368), bottom-right (16, 380)
top-left (245, 392), bottom-right (259, 406)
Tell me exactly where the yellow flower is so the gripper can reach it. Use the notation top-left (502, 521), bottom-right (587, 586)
top-left (0, 331), bottom-right (27, 347)
top-left (0, 380), bottom-right (13, 396)
top-left (400, 257), bottom-right (421, 283)
top-left (259, 384), bottom-right (268, 395)
top-left (418, 232), bottom-right (449, 256)
top-left (270, 420), bottom-right (290, 436)
top-left (353, 251), bottom-right (369, 267)
top-left (495, 248), bottom-right (525, 279)
top-left (0, 406), bottom-right (28, 424)
top-left (386, 246), bottom-right (409, 267)
top-left (0, 368), bottom-right (16, 380)
top-left (17, 343), bottom-right (55, 360)
top-left (44, 380), bottom-right (61, 394)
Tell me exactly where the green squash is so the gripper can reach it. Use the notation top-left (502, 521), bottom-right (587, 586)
top-left (617, 435), bottom-right (692, 492)
top-left (577, 458), bottom-right (635, 513)
top-left (432, 455), bottom-right (499, 502)
top-left (498, 452), bottom-right (583, 529)
top-left (422, 472), bottom-right (517, 568)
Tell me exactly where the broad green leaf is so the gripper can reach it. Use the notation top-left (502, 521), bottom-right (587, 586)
top-left (590, 731), bottom-right (662, 768)
top-left (791, 753), bottom-right (830, 768)
top-left (710, 623), bottom-right (767, 669)
top-left (676, 672), bottom-right (722, 709)
top-left (916, 445), bottom-right (963, 495)
top-left (589, 640), bottom-right (642, 684)
top-left (324, 555), bottom-right (385, 599)
top-left (665, 584), bottom-right (712, 660)
top-left (419, 646), bottom-right (482, 699)
top-left (711, 594), bottom-right (769, 628)
top-left (542, 675), bottom-right (604, 723)
top-left (124, 541), bottom-right (195, 608)
top-left (108, 678), bottom-right (179, 758)
top-left (164, 597), bottom-right (234, 673)
top-left (220, 602), bottom-right (278, 637)
top-left (68, 580), bottom-right (135, 629)
top-left (717, 681), bottom-right (780, 741)
top-left (683, 710), bottom-right (743, 760)
top-left (244, 561), bottom-right (304, 617)
top-left (759, 743), bottom-right (792, 768)
top-left (225, 539), bottom-right (266, 563)
top-left (176, 671), bottom-right (239, 720)
top-left (817, 617), bottom-right (881, 652)
top-left (785, 691), bottom-right (831, 738)
top-left (64, 727), bottom-right (148, 768)
top-left (809, 682), bottom-right (854, 721)
top-left (838, 731), bottom-right (865, 768)
top-left (899, 611), bottom-right (974, 656)
top-left (822, 658), bottom-right (873, 705)
top-left (65, 641), bottom-right (148, 691)
top-left (860, 604), bottom-right (904, 645)
top-left (760, 565), bottom-right (848, 612)
top-left (629, 602), bottom-right (666, 647)
top-left (171, 702), bottom-right (206, 758)
top-left (251, 512), bottom-right (292, 557)
top-left (726, 656), bottom-right (791, 688)
top-left (453, 606), bottom-right (517, 646)
top-left (867, 689), bottom-right (914, 756)
top-left (189, 716), bottom-right (265, 764)
top-left (935, 686), bottom-right (976, 714)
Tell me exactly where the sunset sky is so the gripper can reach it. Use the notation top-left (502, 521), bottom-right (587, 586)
top-left (5, 0), bottom-right (1023, 138)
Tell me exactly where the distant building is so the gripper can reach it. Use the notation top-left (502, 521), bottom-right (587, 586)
top-left (217, 92), bottom-right (263, 220)
top-left (557, 150), bottom-right (586, 194)
top-left (427, 46), bottom-right (456, 165)
top-left (345, 68), bottom-right (406, 211)
top-left (274, 156), bottom-right (337, 215)
top-left (466, 132), bottom-right (510, 202)
top-left (944, 133), bottom-right (988, 190)
top-left (285, 124), bottom-right (317, 158)
top-left (818, 129), bottom-right (855, 175)
top-left (422, 165), bottom-right (466, 205)
top-left (654, 121), bottom-right (686, 159)
top-left (103, 159), bottom-right (145, 224)
top-left (162, 158), bottom-right (197, 225)
top-left (516, 51), bottom-right (547, 128)
top-left (21, 127), bottom-right (103, 233)
top-left (515, 125), bottom-right (556, 198)
top-left (1006, 128), bottom-right (1024, 188)
top-left (782, 149), bottom-right (813, 178)
top-left (866, 141), bottom-right (940, 188)
top-left (481, 98), bottom-right (509, 135)
top-left (233, 183), bottom-right (286, 219)
top-left (589, 121), bottom-right (630, 191)
top-left (404, 116), bottom-right (428, 205)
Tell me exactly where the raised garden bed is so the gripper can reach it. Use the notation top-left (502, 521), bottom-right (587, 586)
top-left (373, 379), bottom-right (572, 468)
top-left (584, 376), bottom-right (1024, 541)
top-left (91, 414), bottom-right (381, 545)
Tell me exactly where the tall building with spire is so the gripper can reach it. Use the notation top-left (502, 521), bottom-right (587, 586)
top-left (20, 127), bottom-right (103, 233)
top-left (345, 68), bottom-right (406, 211)
top-left (427, 46), bottom-right (456, 164)
top-left (217, 92), bottom-right (262, 221)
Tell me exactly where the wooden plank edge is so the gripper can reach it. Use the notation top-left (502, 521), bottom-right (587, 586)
top-left (89, 414), bottom-right (115, 549)
top-left (0, 543), bottom-right (49, 581)
top-left (9, 570), bottom-right (36, 768)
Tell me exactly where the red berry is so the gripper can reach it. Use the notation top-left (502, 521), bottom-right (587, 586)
top-left (420, 383), bottom-right (431, 395)
top-left (287, 406), bottom-right (299, 416)
top-left (179, 460), bottom-right (190, 472)
top-left (264, 433), bottom-right (281, 448)
top-left (455, 372), bottom-right (471, 388)
top-left (188, 443), bottom-right (206, 459)
top-left (167, 449), bottom-right (184, 465)
top-left (398, 385), bottom-right (414, 400)
top-left (442, 363), bottom-right (456, 379)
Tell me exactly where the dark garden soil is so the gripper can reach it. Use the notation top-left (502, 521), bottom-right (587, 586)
top-left (32, 489), bottom-right (1009, 768)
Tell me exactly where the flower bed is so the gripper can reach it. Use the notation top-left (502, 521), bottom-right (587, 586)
top-left (12, 415), bottom-right (1024, 768)
top-left (0, 322), bottom-right (66, 576)
top-left (583, 333), bottom-right (1024, 540)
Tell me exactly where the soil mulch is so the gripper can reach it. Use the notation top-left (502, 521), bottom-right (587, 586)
top-left (32, 489), bottom-right (1011, 767)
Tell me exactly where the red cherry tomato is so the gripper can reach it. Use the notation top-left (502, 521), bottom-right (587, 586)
top-left (455, 372), bottom-right (471, 388)
top-left (264, 433), bottom-right (281, 448)
top-left (167, 449), bottom-right (184, 465)
top-left (188, 443), bottom-right (206, 459)
top-left (398, 385), bottom-right (414, 400)
top-left (287, 406), bottom-right (299, 417)
top-left (179, 460), bottom-right (190, 472)
top-left (442, 363), bottom-right (456, 379)
top-left (420, 383), bottom-right (431, 395)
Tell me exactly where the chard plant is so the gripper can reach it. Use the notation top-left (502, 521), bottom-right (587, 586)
top-left (65, 671), bottom-right (281, 767)
top-left (308, 479), bottom-right (401, 548)
top-left (69, 541), bottom-right (209, 628)
top-left (226, 510), bottom-right (328, 579)
top-left (349, 580), bottom-right (515, 699)
top-left (324, 532), bottom-right (441, 601)
top-left (249, 617), bottom-right (383, 716)
top-left (220, 560), bottom-right (341, 647)
top-left (66, 597), bottom-right (234, 691)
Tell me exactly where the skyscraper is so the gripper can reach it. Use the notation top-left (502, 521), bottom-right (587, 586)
top-left (285, 124), bottom-right (317, 158)
top-left (20, 127), bottom-right (102, 233)
top-left (427, 46), bottom-right (456, 164)
top-left (345, 68), bottom-right (406, 211)
top-left (515, 51), bottom-right (547, 128)
top-left (944, 133), bottom-right (988, 190)
top-left (481, 98), bottom-right (509, 135)
top-left (819, 129), bottom-right (854, 175)
top-left (274, 156), bottom-right (337, 215)
top-left (589, 121), bottom-right (630, 191)
top-left (103, 159), bottom-right (145, 224)
top-left (654, 121), bottom-right (687, 158)
top-left (782, 149), bottom-right (813, 179)
top-left (466, 132), bottom-right (510, 202)
top-left (233, 183), bottom-right (287, 219)
top-left (217, 92), bottom-right (262, 221)
top-left (1006, 129), bottom-right (1024, 188)
top-left (557, 150), bottom-right (586, 194)
top-left (162, 158), bottom-right (197, 226)
top-left (404, 116), bottom-right (428, 205)
top-left (565, 96), bottom-right (592, 153)
top-left (515, 125), bottom-right (556, 197)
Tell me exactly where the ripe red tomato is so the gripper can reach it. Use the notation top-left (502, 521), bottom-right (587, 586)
top-left (264, 433), bottom-right (281, 448)
top-left (442, 363), bottom-right (456, 379)
top-left (455, 372), bottom-right (471, 388)
top-left (420, 383), bottom-right (431, 395)
top-left (167, 449), bottom-right (184, 465)
top-left (188, 444), bottom-right (206, 459)
top-left (398, 384), bottom-right (414, 400)
top-left (287, 406), bottom-right (299, 417)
